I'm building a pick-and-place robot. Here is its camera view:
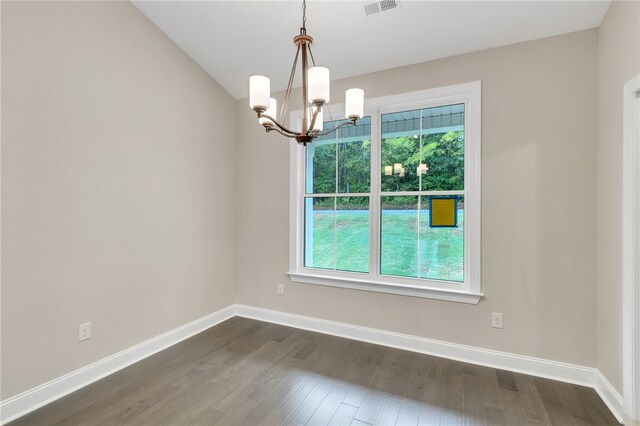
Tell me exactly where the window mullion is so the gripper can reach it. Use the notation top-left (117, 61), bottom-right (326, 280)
top-left (417, 109), bottom-right (423, 278)
top-left (369, 109), bottom-right (381, 280)
top-left (334, 132), bottom-right (338, 271)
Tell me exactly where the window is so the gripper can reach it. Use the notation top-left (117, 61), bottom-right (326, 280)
top-left (289, 82), bottom-right (481, 304)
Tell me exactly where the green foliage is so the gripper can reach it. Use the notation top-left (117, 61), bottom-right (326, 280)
top-left (422, 131), bottom-right (465, 191)
top-left (308, 139), bottom-right (371, 209)
top-left (381, 131), bottom-right (464, 194)
top-left (307, 131), bottom-right (464, 210)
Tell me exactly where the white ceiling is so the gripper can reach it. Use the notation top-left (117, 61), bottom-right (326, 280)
top-left (133, 1), bottom-right (611, 100)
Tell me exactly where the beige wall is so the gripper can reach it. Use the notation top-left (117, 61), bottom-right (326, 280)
top-left (597, 0), bottom-right (640, 394)
top-left (236, 29), bottom-right (599, 367)
top-left (1, 1), bottom-right (237, 399)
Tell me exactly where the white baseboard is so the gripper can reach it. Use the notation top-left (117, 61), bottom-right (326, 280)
top-left (0, 305), bottom-right (236, 425)
top-left (1, 303), bottom-right (625, 424)
top-left (595, 371), bottom-right (625, 424)
top-left (234, 304), bottom-right (625, 423)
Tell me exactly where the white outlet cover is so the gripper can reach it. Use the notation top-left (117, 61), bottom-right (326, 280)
top-left (491, 313), bottom-right (503, 329)
top-left (78, 322), bottom-right (91, 342)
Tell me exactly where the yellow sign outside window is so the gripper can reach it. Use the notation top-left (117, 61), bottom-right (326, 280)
top-left (430, 197), bottom-right (458, 228)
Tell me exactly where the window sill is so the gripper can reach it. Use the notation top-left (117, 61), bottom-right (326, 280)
top-left (287, 272), bottom-right (483, 304)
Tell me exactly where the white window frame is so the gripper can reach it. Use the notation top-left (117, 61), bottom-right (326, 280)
top-left (623, 74), bottom-right (640, 424)
top-left (288, 81), bottom-right (482, 304)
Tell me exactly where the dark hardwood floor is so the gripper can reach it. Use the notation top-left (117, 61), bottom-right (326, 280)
top-left (9, 317), bottom-right (619, 425)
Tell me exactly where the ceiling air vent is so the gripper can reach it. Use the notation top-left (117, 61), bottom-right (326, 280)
top-left (363, 0), bottom-right (400, 16)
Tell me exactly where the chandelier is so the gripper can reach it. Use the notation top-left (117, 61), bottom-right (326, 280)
top-left (248, 0), bottom-right (364, 146)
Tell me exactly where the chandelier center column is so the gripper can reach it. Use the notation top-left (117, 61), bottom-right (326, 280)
top-left (295, 32), bottom-right (313, 134)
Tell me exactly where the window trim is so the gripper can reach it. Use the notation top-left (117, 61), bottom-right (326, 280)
top-left (288, 81), bottom-right (482, 304)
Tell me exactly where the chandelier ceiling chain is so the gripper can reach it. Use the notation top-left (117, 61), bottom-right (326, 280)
top-left (302, 0), bottom-right (306, 30)
top-left (248, 0), bottom-right (364, 146)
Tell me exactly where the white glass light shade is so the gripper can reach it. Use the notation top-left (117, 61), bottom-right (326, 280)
top-left (308, 67), bottom-right (330, 104)
top-left (393, 163), bottom-right (402, 174)
top-left (384, 166), bottom-right (393, 176)
top-left (419, 163), bottom-right (429, 175)
top-left (345, 88), bottom-right (364, 119)
top-left (249, 75), bottom-right (270, 110)
top-left (259, 98), bottom-right (277, 126)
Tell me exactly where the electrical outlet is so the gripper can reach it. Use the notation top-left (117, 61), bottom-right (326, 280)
top-left (277, 283), bottom-right (284, 295)
top-left (79, 322), bottom-right (91, 342)
top-left (491, 313), bottom-right (503, 329)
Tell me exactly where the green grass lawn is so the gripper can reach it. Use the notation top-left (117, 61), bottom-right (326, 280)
top-left (306, 210), bottom-right (464, 282)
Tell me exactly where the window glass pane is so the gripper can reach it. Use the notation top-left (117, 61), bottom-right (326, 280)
top-left (381, 112), bottom-right (420, 192)
top-left (304, 197), bottom-right (334, 269)
top-left (420, 196), bottom-right (464, 282)
top-left (338, 138), bottom-right (371, 194)
top-left (381, 105), bottom-right (465, 192)
top-left (421, 104), bottom-right (465, 191)
top-left (305, 142), bottom-right (335, 194)
top-left (307, 117), bottom-right (371, 194)
top-left (380, 196), bottom-right (419, 278)
top-left (335, 197), bottom-right (369, 273)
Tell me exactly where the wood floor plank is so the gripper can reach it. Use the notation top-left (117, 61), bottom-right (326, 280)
top-left (353, 390), bottom-right (385, 424)
top-left (417, 402), bottom-right (443, 426)
top-left (328, 403), bottom-right (358, 426)
top-left (532, 377), bottom-right (586, 426)
top-left (404, 354), bottom-right (431, 401)
top-left (241, 371), bottom-right (320, 425)
top-left (286, 377), bottom-right (335, 425)
top-left (496, 370), bottom-right (519, 392)
top-left (439, 361), bottom-right (464, 419)
top-left (211, 334), bottom-right (309, 424)
top-left (306, 385), bottom-right (349, 426)
top-left (440, 412), bottom-right (463, 426)
top-left (395, 401), bottom-right (420, 426)
top-left (512, 373), bottom-right (552, 425)
top-left (373, 397), bottom-right (402, 426)
top-left (8, 318), bottom-right (620, 426)
top-left (461, 364), bottom-right (493, 426)
top-left (343, 384), bottom-right (370, 409)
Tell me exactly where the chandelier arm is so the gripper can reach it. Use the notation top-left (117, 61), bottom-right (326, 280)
top-left (261, 114), bottom-right (301, 136)
top-left (308, 44), bottom-right (317, 67)
top-left (314, 119), bottom-right (356, 137)
top-left (308, 104), bottom-right (321, 133)
top-left (268, 127), bottom-right (299, 138)
top-left (325, 98), bottom-right (335, 124)
top-left (280, 45), bottom-right (301, 126)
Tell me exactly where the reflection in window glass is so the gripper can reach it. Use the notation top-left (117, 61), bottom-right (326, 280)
top-left (304, 197), bottom-right (334, 270)
top-left (381, 105), bottom-right (465, 192)
top-left (420, 196), bottom-right (464, 282)
top-left (338, 139), bottom-right (371, 194)
top-left (335, 197), bottom-right (369, 273)
top-left (304, 196), bottom-right (370, 273)
top-left (306, 117), bottom-right (371, 194)
top-left (380, 196), bottom-right (419, 278)
top-left (304, 117), bottom-right (371, 273)
top-left (306, 142), bottom-right (336, 194)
